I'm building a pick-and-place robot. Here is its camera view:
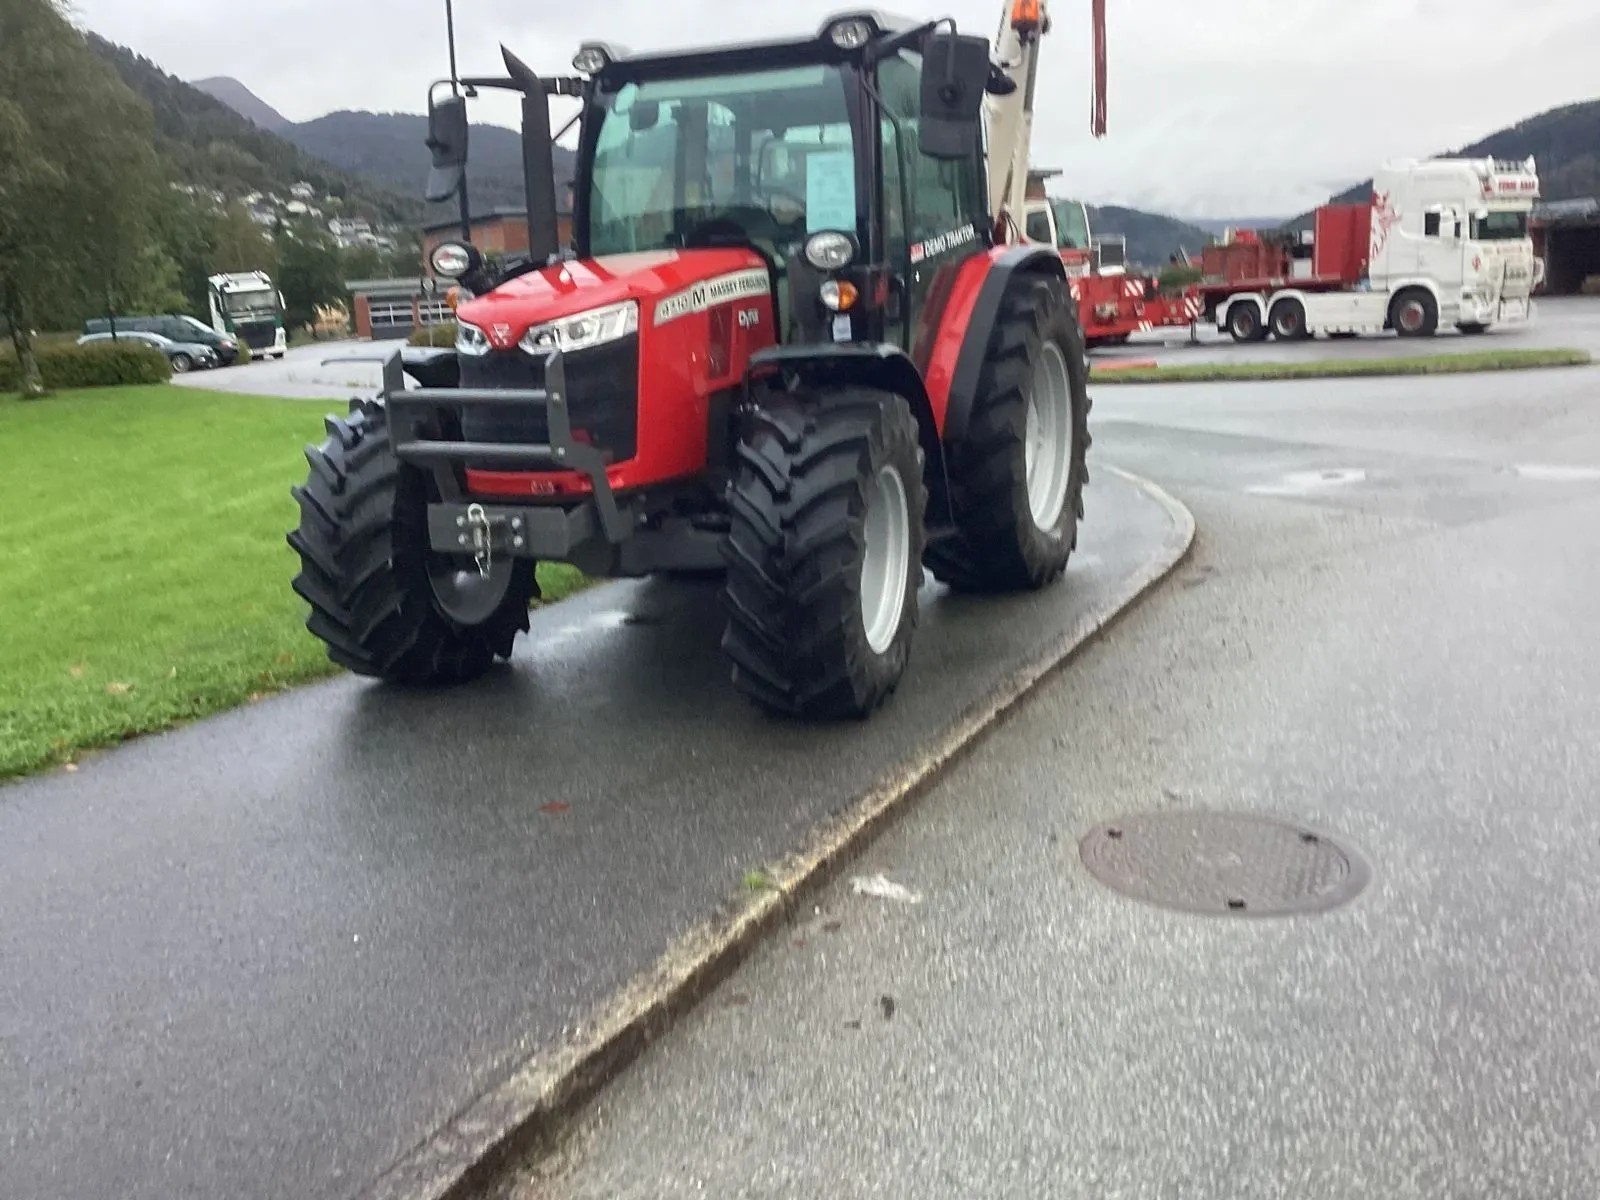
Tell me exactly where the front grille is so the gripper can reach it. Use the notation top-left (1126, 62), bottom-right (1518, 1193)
top-left (458, 338), bottom-right (639, 463)
top-left (235, 320), bottom-right (277, 350)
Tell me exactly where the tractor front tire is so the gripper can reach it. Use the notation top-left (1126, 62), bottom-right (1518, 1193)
top-left (722, 387), bottom-right (927, 719)
top-left (288, 398), bottom-right (535, 684)
top-left (924, 275), bottom-right (1091, 594)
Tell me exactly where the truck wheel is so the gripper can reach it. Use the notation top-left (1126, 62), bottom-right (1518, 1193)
top-left (288, 398), bottom-right (536, 684)
top-left (721, 387), bottom-right (927, 719)
top-left (1227, 302), bottom-right (1267, 343)
top-left (925, 276), bottom-right (1090, 593)
top-left (1269, 298), bottom-right (1310, 341)
top-left (1390, 289), bottom-right (1438, 338)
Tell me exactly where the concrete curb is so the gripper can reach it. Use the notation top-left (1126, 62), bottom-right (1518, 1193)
top-left (361, 467), bottom-right (1196, 1200)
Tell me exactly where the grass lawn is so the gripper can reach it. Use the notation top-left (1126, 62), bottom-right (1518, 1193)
top-left (1093, 347), bottom-right (1591, 384)
top-left (0, 385), bottom-right (586, 780)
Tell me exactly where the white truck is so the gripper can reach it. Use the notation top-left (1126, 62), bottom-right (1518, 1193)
top-left (206, 271), bottom-right (288, 359)
top-left (1201, 157), bottom-right (1544, 342)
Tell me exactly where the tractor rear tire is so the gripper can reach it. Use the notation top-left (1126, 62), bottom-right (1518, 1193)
top-left (924, 275), bottom-right (1091, 594)
top-left (288, 398), bottom-right (536, 684)
top-left (721, 387), bottom-right (927, 719)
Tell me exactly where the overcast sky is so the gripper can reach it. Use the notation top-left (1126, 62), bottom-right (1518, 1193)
top-left (70, 0), bottom-right (1600, 218)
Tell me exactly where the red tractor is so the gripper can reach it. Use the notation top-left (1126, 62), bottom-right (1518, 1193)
top-left (290, 9), bottom-right (1091, 718)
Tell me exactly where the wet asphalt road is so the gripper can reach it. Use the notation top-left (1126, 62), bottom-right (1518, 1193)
top-left (173, 339), bottom-right (390, 400)
top-left (1110, 293), bottom-right (1600, 363)
top-left (538, 342), bottom-right (1600, 1198)
top-left (0, 472), bottom-right (1183, 1200)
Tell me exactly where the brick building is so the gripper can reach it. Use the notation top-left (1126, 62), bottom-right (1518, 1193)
top-left (345, 277), bottom-right (454, 341)
top-left (421, 204), bottom-right (576, 265)
top-left (348, 201), bottom-right (579, 340)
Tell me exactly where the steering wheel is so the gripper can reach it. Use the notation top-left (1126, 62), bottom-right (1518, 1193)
top-left (754, 184), bottom-right (807, 230)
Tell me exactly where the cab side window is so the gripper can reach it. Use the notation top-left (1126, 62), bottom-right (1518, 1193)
top-left (876, 51), bottom-right (986, 252)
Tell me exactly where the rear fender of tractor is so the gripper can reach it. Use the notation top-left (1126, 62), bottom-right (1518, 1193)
top-left (934, 246), bottom-right (1070, 451)
top-left (747, 343), bottom-right (953, 527)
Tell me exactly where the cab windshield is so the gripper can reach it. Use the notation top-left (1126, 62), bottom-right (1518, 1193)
top-left (587, 64), bottom-right (855, 262)
top-left (224, 289), bottom-right (277, 317)
top-left (1052, 201), bottom-right (1090, 250)
top-left (1470, 210), bottom-right (1530, 241)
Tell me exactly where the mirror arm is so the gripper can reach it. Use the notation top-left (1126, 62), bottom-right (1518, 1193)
top-left (863, 19), bottom-right (943, 65)
top-left (459, 74), bottom-right (583, 97)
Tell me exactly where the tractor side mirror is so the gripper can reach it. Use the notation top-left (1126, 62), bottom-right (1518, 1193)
top-left (425, 93), bottom-right (470, 202)
top-left (918, 32), bottom-right (989, 160)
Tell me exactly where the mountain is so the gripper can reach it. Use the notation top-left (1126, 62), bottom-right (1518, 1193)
top-left (1293, 96), bottom-right (1600, 228)
top-left (88, 37), bottom-right (419, 224)
top-left (1189, 216), bottom-right (1291, 236)
top-left (192, 76), bottom-right (289, 131)
top-left (1087, 205), bottom-right (1210, 267)
top-left (281, 111), bottom-right (577, 222)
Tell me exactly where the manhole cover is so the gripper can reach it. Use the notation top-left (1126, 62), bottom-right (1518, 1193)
top-left (1079, 812), bottom-right (1369, 916)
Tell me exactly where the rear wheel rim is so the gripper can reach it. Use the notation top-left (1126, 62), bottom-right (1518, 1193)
top-left (1024, 341), bottom-right (1073, 530)
top-left (860, 463), bottom-right (910, 655)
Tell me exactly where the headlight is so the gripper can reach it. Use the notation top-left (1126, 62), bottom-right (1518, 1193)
top-left (804, 230), bottom-right (857, 271)
top-left (519, 301), bottom-right (638, 356)
top-left (430, 241), bottom-right (477, 279)
top-left (455, 321), bottom-right (491, 357)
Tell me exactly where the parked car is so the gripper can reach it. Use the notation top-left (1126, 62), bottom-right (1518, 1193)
top-left (83, 314), bottom-right (241, 365)
top-left (76, 330), bottom-right (218, 374)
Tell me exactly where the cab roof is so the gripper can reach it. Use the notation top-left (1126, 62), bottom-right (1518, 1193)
top-left (582, 11), bottom-right (923, 84)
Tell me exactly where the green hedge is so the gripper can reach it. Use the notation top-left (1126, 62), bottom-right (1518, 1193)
top-left (1, 342), bottom-right (171, 394)
top-left (408, 322), bottom-right (458, 347)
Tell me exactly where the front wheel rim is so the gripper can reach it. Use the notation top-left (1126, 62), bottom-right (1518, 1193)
top-left (1400, 302), bottom-right (1424, 331)
top-left (1024, 341), bottom-right (1074, 530)
top-left (860, 463), bottom-right (911, 655)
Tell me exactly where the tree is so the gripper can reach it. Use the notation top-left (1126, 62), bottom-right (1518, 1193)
top-left (149, 191), bottom-right (221, 316)
top-left (275, 218), bottom-right (346, 331)
top-left (210, 203), bottom-right (277, 275)
top-left (0, 0), bottom-right (170, 395)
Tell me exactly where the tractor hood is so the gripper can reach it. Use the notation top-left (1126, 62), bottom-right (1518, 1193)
top-left (456, 248), bottom-right (771, 351)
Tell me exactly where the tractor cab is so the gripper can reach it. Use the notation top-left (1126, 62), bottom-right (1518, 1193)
top-left (427, 14), bottom-right (1000, 357)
